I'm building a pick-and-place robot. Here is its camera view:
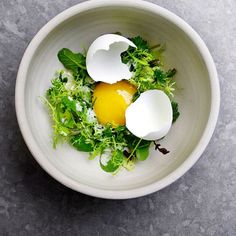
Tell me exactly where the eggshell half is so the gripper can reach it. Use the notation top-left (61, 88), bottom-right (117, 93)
top-left (125, 90), bottom-right (173, 140)
top-left (86, 34), bottom-right (136, 84)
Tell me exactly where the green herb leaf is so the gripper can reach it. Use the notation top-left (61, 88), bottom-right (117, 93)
top-left (136, 146), bottom-right (150, 161)
top-left (61, 96), bottom-right (77, 111)
top-left (59, 110), bottom-right (76, 128)
top-left (171, 101), bottom-right (180, 123)
top-left (135, 140), bottom-right (151, 161)
top-left (58, 126), bottom-right (70, 137)
top-left (58, 48), bottom-right (86, 75)
top-left (100, 150), bottom-right (124, 173)
top-left (166, 68), bottom-right (177, 78)
top-left (130, 36), bottom-right (149, 50)
top-left (112, 150), bottom-right (125, 166)
top-left (70, 135), bottom-right (93, 152)
top-left (100, 159), bottom-right (120, 173)
top-left (154, 69), bottom-right (166, 83)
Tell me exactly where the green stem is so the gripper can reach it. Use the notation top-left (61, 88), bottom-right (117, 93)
top-left (40, 96), bottom-right (59, 124)
top-left (127, 138), bottom-right (142, 160)
top-left (112, 136), bottom-right (117, 149)
top-left (78, 64), bottom-right (87, 70)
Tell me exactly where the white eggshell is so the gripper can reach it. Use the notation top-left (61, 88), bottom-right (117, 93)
top-left (86, 34), bottom-right (136, 84)
top-left (125, 90), bottom-right (173, 140)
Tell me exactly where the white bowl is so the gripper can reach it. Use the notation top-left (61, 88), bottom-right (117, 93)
top-left (15, 0), bottom-right (220, 199)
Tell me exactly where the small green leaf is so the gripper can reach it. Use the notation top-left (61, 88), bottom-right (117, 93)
top-left (70, 135), bottom-right (93, 152)
top-left (171, 101), bottom-right (180, 123)
top-left (112, 150), bottom-right (124, 166)
top-left (166, 68), bottom-right (177, 78)
top-left (136, 142), bottom-right (151, 161)
top-left (100, 150), bottom-right (124, 173)
top-left (58, 48), bottom-right (86, 75)
top-left (61, 96), bottom-right (76, 112)
top-left (58, 126), bottom-right (70, 137)
top-left (130, 36), bottom-right (149, 50)
top-left (154, 69), bottom-right (166, 83)
top-left (59, 110), bottom-right (75, 128)
top-left (102, 125), bottom-right (113, 137)
top-left (100, 158), bottom-right (120, 173)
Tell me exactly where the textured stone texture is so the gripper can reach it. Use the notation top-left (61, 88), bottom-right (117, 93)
top-left (0, 0), bottom-right (235, 235)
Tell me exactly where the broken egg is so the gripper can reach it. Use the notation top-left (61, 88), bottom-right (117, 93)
top-left (86, 34), bottom-right (136, 84)
top-left (125, 90), bottom-right (173, 140)
top-left (93, 80), bottom-right (137, 126)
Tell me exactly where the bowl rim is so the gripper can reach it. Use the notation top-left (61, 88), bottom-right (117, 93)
top-left (15, 0), bottom-right (220, 199)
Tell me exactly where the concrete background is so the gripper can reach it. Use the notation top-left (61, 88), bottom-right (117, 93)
top-left (0, 0), bottom-right (235, 235)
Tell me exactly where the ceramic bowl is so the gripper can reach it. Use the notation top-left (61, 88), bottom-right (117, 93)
top-left (15, 0), bottom-right (220, 199)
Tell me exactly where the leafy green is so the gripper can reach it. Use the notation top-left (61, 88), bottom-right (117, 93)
top-left (171, 101), bottom-right (180, 123)
top-left (71, 135), bottom-right (93, 152)
top-left (100, 150), bottom-right (124, 173)
top-left (121, 36), bottom-right (177, 99)
top-left (100, 158), bottom-right (120, 173)
top-left (136, 146), bottom-right (150, 161)
top-left (44, 69), bottom-right (139, 173)
top-left (130, 36), bottom-right (149, 50)
top-left (58, 48), bottom-right (86, 76)
top-left (122, 35), bottom-right (180, 125)
top-left (135, 140), bottom-right (151, 161)
top-left (44, 35), bottom-right (180, 174)
top-left (166, 68), bottom-right (177, 78)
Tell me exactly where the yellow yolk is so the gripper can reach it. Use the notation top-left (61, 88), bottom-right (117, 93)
top-left (93, 80), bottom-right (137, 126)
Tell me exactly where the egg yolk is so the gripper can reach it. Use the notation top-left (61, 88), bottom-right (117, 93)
top-left (93, 80), bottom-right (137, 126)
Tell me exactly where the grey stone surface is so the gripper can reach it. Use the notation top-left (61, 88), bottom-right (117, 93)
top-left (0, 0), bottom-right (235, 235)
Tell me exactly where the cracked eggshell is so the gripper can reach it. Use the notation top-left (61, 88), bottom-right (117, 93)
top-left (125, 90), bottom-right (173, 140)
top-left (86, 34), bottom-right (136, 84)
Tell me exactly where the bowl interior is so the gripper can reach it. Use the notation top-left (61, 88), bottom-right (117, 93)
top-left (24, 4), bottom-right (211, 192)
